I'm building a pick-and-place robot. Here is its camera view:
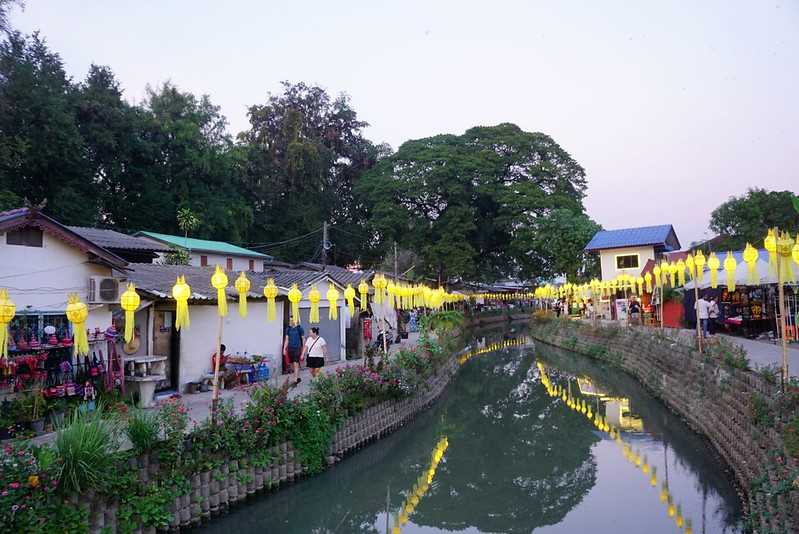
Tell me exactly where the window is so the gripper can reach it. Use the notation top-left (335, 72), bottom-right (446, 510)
top-left (6, 227), bottom-right (43, 247)
top-left (200, 255), bottom-right (208, 266)
top-left (226, 257), bottom-right (233, 271)
top-left (248, 259), bottom-right (254, 271)
top-left (615, 254), bottom-right (640, 270)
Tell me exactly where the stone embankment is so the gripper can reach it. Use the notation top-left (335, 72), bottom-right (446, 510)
top-left (530, 318), bottom-right (798, 533)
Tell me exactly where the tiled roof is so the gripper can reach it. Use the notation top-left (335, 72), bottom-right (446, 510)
top-left (67, 226), bottom-right (170, 252)
top-left (0, 207), bottom-right (28, 225)
top-left (295, 262), bottom-right (373, 287)
top-left (136, 231), bottom-right (272, 259)
top-left (585, 225), bottom-right (679, 252)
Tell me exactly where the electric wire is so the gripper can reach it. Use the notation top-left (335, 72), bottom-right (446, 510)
top-left (246, 227), bottom-right (322, 249)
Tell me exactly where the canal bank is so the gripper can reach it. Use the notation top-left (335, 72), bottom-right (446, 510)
top-left (529, 316), bottom-right (798, 533)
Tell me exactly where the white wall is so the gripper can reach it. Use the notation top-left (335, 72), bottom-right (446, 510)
top-left (178, 300), bottom-right (285, 390)
top-left (189, 253), bottom-right (264, 273)
top-left (598, 246), bottom-right (656, 281)
top-left (0, 230), bottom-right (113, 331)
top-left (294, 279), bottom-right (345, 360)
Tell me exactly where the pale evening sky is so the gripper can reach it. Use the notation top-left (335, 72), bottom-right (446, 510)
top-left (10, 1), bottom-right (799, 247)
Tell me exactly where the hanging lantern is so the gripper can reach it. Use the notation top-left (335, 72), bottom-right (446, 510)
top-left (263, 278), bottom-right (278, 321)
top-left (793, 234), bottom-right (799, 268)
top-left (685, 254), bottom-right (695, 280)
top-left (636, 276), bottom-right (644, 295)
top-left (211, 265), bottom-right (229, 317)
top-left (120, 283), bottom-right (140, 343)
top-left (668, 262), bottom-right (677, 288)
top-left (777, 231), bottom-right (795, 282)
top-left (676, 259), bottom-right (686, 286)
top-left (327, 285), bottom-right (340, 320)
top-left (172, 276), bottom-right (191, 330)
top-left (308, 285), bottom-right (321, 323)
top-left (765, 228), bottom-right (777, 276)
top-left (723, 252), bottom-right (737, 292)
top-left (659, 261), bottom-right (670, 286)
top-left (358, 280), bottom-right (369, 311)
top-left (66, 293), bottom-right (89, 356)
top-left (694, 251), bottom-right (706, 283)
top-left (707, 252), bottom-right (720, 288)
top-left (373, 274), bottom-right (387, 305)
top-left (288, 283), bottom-right (302, 322)
top-left (644, 272), bottom-right (653, 293)
top-left (743, 243), bottom-right (759, 284)
top-left (386, 280), bottom-right (396, 308)
top-left (653, 265), bottom-right (662, 288)
top-left (344, 284), bottom-right (356, 317)
top-left (234, 272), bottom-right (250, 318)
top-left (0, 289), bottom-right (16, 359)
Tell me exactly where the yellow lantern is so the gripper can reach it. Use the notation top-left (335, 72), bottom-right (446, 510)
top-left (636, 276), bottom-right (644, 295)
top-left (326, 285), bottom-right (339, 320)
top-left (653, 265), bottom-right (662, 287)
top-left (263, 278), bottom-right (278, 322)
top-left (764, 228), bottom-right (777, 276)
top-left (659, 260), bottom-right (670, 286)
top-left (723, 251), bottom-right (737, 292)
top-left (386, 280), bottom-right (396, 308)
top-left (668, 262), bottom-right (677, 288)
top-left (644, 272), bottom-right (653, 293)
top-left (172, 276), bottom-right (191, 330)
top-left (288, 283), bottom-right (302, 322)
top-left (373, 274), bottom-right (386, 305)
top-left (0, 288), bottom-right (16, 359)
top-left (694, 251), bottom-right (706, 283)
top-left (211, 265), bottom-right (229, 317)
top-left (234, 272), bottom-right (250, 318)
top-left (707, 252), bottom-right (720, 288)
top-left (120, 283), bottom-right (140, 343)
top-left (793, 234), bottom-right (799, 268)
top-left (65, 293), bottom-right (89, 356)
top-left (777, 231), bottom-right (795, 282)
top-left (308, 284), bottom-right (321, 323)
top-left (676, 258), bottom-right (686, 286)
top-left (685, 254), bottom-right (695, 280)
top-left (743, 243), bottom-right (759, 284)
top-left (344, 284), bottom-right (356, 317)
top-left (358, 280), bottom-right (369, 311)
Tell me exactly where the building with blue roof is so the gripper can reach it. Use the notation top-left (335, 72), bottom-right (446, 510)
top-left (585, 224), bottom-right (681, 282)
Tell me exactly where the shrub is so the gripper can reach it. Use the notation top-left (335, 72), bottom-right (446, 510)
top-left (54, 408), bottom-right (121, 494)
top-left (750, 393), bottom-right (774, 428)
top-left (784, 415), bottom-right (799, 458)
top-left (126, 409), bottom-right (160, 454)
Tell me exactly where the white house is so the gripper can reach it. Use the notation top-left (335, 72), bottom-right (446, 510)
top-left (135, 231), bottom-right (272, 272)
top-left (584, 224), bottom-right (681, 282)
top-left (0, 208), bottom-right (129, 344)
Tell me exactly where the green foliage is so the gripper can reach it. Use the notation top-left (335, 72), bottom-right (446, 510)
top-left (155, 398), bottom-right (189, 467)
top-left (427, 310), bottom-right (465, 333)
top-left (285, 398), bottom-right (335, 474)
top-left (708, 188), bottom-right (799, 251)
top-left (707, 338), bottom-right (750, 370)
top-left (784, 415), bottom-right (799, 458)
top-left (159, 245), bottom-right (191, 266)
top-left (750, 393), bottom-right (774, 428)
top-left (118, 482), bottom-right (174, 533)
top-left (125, 408), bottom-right (160, 454)
top-left (54, 407), bottom-right (121, 494)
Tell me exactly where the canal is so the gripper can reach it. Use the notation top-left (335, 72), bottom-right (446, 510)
top-left (197, 326), bottom-right (744, 533)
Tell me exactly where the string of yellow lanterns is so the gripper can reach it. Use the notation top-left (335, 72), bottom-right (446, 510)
top-left (0, 288), bottom-right (16, 359)
top-left (392, 435), bottom-right (449, 533)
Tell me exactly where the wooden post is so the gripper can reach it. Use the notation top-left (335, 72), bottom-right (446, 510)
top-left (775, 231), bottom-right (789, 390)
top-left (693, 279), bottom-right (703, 354)
top-left (211, 314), bottom-right (224, 422)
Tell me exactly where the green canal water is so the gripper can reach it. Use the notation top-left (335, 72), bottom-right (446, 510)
top-left (198, 327), bottom-right (743, 533)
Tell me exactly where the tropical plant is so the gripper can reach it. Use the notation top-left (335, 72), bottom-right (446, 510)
top-left (126, 408), bottom-right (160, 454)
top-left (54, 408), bottom-right (121, 494)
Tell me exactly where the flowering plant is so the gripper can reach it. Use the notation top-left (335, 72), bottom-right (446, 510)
top-left (0, 443), bottom-right (59, 529)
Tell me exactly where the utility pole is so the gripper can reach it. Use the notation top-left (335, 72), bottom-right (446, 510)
top-left (321, 222), bottom-right (329, 270)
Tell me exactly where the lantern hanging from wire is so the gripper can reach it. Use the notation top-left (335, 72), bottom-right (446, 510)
top-left (636, 276), bottom-right (644, 295)
top-left (659, 261), bottom-right (670, 286)
top-left (386, 280), bottom-right (396, 308)
top-left (793, 234), bottom-right (799, 268)
top-left (327, 285), bottom-right (339, 320)
top-left (0, 288), bottom-right (16, 359)
top-left (777, 231), bottom-right (795, 283)
top-left (676, 259), bottom-right (686, 287)
top-left (373, 274), bottom-right (387, 305)
top-left (66, 293), bottom-right (89, 356)
top-left (358, 280), bottom-right (369, 311)
top-left (685, 255), bottom-right (695, 280)
top-left (211, 265), bottom-right (229, 317)
top-left (723, 251), bottom-right (737, 292)
top-left (764, 228), bottom-right (777, 277)
top-left (742, 243), bottom-right (759, 284)
top-left (644, 272), bottom-right (653, 293)
top-left (707, 252), bottom-right (720, 289)
top-left (263, 278), bottom-right (278, 321)
top-left (694, 251), bottom-right (706, 283)
top-left (120, 283), bottom-right (140, 343)
top-left (288, 283), bottom-right (302, 322)
top-left (308, 284), bottom-right (321, 323)
top-left (172, 276), bottom-right (191, 330)
top-left (653, 265), bottom-right (662, 288)
top-left (668, 262), bottom-right (677, 288)
top-left (344, 284), bottom-right (356, 317)
top-left (234, 272), bottom-right (250, 318)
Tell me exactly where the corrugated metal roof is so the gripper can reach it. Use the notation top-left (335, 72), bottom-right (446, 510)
top-left (585, 225), bottom-right (679, 252)
top-left (295, 262), bottom-right (373, 287)
top-left (136, 231), bottom-right (272, 259)
top-left (67, 226), bottom-right (170, 252)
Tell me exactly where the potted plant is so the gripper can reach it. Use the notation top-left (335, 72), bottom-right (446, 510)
top-left (48, 397), bottom-right (68, 429)
top-left (21, 389), bottom-right (47, 434)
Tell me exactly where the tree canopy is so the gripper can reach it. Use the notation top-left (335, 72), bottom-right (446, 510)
top-left (708, 188), bottom-right (799, 250)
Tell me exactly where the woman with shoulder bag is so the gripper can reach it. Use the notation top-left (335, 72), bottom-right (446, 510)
top-left (302, 327), bottom-right (327, 378)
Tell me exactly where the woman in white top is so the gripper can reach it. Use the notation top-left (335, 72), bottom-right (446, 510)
top-left (302, 327), bottom-right (328, 378)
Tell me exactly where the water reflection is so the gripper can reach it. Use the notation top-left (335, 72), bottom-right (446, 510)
top-left (196, 328), bottom-right (742, 534)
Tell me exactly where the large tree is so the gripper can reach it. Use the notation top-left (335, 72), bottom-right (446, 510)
top-left (709, 188), bottom-right (799, 250)
top-left (357, 123), bottom-right (598, 282)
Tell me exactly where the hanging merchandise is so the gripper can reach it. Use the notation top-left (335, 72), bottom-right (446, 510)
top-left (172, 276), bottom-right (191, 330)
top-left (743, 243), bottom-right (759, 285)
top-left (765, 228), bottom-right (777, 277)
top-left (234, 272), bottom-right (250, 318)
top-left (685, 255), bottom-right (695, 280)
top-left (308, 285), bottom-right (321, 323)
top-left (358, 280), bottom-right (369, 311)
top-left (326, 285), bottom-right (339, 320)
top-left (694, 251), bottom-right (706, 283)
top-left (288, 283), bottom-right (302, 322)
top-left (344, 284), bottom-right (356, 317)
top-left (707, 252), bottom-right (720, 289)
top-left (263, 278), bottom-right (278, 322)
top-left (211, 265), bottom-right (229, 317)
top-left (723, 252), bottom-right (737, 292)
top-left (120, 283), bottom-right (140, 343)
top-left (0, 288), bottom-right (15, 359)
top-left (66, 293), bottom-right (89, 357)
top-left (676, 259), bottom-right (686, 287)
top-left (644, 273), bottom-right (653, 293)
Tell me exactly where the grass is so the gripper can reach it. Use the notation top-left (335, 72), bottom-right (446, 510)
top-left (54, 407), bottom-right (121, 494)
top-left (126, 408), bottom-right (161, 454)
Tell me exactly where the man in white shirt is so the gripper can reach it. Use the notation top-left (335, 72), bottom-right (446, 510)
top-left (302, 327), bottom-right (328, 378)
top-left (695, 294), bottom-right (710, 338)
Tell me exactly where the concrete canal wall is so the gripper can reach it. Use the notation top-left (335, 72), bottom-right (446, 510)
top-left (529, 317), bottom-right (798, 533)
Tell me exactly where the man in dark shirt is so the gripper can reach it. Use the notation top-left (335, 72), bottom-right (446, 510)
top-left (283, 318), bottom-right (305, 385)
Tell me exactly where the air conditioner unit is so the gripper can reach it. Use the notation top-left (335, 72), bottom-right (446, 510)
top-left (88, 276), bottom-right (120, 304)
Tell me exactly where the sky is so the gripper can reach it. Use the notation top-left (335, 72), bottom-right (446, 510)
top-left (9, 1), bottom-right (799, 247)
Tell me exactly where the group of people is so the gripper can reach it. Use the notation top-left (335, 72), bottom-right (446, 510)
top-left (283, 319), bottom-right (328, 385)
top-left (695, 294), bottom-right (720, 339)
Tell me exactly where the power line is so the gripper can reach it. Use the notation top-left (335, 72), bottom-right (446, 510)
top-left (247, 227), bottom-right (322, 249)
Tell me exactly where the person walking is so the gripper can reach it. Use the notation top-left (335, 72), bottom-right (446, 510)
top-left (283, 318), bottom-right (305, 385)
top-left (629, 299), bottom-right (641, 325)
top-left (708, 296), bottom-right (720, 336)
top-left (302, 327), bottom-right (328, 378)
top-left (696, 294), bottom-right (711, 339)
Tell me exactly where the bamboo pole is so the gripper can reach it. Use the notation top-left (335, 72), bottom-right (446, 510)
top-left (774, 228), bottom-right (789, 390)
top-left (211, 314), bottom-right (224, 422)
top-left (693, 277), bottom-right (703, 355)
